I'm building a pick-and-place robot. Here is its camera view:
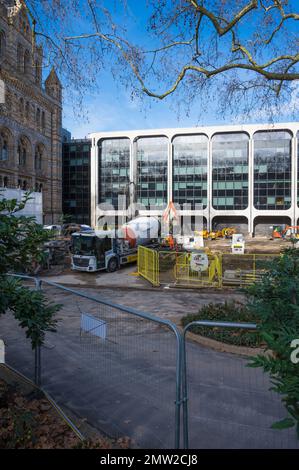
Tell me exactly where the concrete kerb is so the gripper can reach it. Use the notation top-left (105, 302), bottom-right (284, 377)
top-left (175, 325), bottom-right (264, 358)
top-left (39, 278), bottom-right (239, 294)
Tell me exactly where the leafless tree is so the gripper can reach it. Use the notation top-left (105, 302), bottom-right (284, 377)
top-left (21, 0), bottom-right (299, 119)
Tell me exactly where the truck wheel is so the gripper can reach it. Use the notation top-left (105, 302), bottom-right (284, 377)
top-left (107, 257), bottom-right (118, 273)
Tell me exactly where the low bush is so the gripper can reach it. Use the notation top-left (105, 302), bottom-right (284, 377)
top-left (181, 301), bottom-right (261, 347)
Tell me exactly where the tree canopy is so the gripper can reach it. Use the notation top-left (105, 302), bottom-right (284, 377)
top-left (19, 0), bottom-right (299, 119)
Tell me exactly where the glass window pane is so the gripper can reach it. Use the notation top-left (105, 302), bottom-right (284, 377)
top-left (212, 132), bottom-right (249, 210)
top-left (254, 130), bottom-right (292, 210)
top-left (137, 136), bottom-right (168, 209)
top-left (98, 138), bottom-right (130, 209)
top-left (172, 134), bottom-right (208, 210)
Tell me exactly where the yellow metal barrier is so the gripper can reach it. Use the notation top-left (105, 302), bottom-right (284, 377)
top-left (221, 253), bottom-right (277, 287)
top-left (175, 252), bottom-right (222, 288)
top-left (137, 247), bottom-right (278, 289)
top-left (138, 246), bottom-right (160, 287)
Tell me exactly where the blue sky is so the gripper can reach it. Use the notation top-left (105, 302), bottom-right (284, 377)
top-left (59, 1), bottom-right (299, 138)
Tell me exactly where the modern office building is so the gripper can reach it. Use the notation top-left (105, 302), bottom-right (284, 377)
top-left (62, 139), bottom-right (91, 225)
top-left (90, 122), bottom-right (299, 235)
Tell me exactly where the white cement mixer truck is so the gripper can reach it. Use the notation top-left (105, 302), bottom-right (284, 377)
top-left (70, 217), bottom-right (160, 272)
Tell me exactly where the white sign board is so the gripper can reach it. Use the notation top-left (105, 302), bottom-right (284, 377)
top-left (80, 314), bottom-right (106, 339)
top-left (190, 252), bottom-right (209, 272)
top-left (0, 340), bottom-right (4, 364)
top-left (0, 79), bottom-right (5, 104)
top-left (232, 234), bottom-right (245, 254)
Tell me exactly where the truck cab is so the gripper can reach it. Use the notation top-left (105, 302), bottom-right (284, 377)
top-left (71, 230), bottom-right (138, 273)
top-left (71, 230), bottom-right (117, 272)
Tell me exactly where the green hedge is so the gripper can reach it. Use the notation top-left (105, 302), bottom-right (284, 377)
top-left (181, 301), bottom-right (261, 347)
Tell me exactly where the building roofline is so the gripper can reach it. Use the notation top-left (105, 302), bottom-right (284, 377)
top-left (89, 121), bottom-right (299, 140)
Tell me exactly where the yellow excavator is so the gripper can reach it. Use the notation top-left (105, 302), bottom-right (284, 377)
top-left (196, 227), bottom-right (236, 240)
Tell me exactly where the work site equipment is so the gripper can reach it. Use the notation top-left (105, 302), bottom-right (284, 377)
top-left (138, 247), bottom-right (277, 288)
top-left (196, 227), bottom-right (236, 240)
top-left (71, 216), bottom-right (160, 272)
top-left (272, 225), bottom-right (299, 240)
top-left (175, 251), bottom-right (222, 287)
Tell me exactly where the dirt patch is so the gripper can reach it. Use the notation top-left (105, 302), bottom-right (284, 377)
top-left (0, 366), bottom-right (131, 449)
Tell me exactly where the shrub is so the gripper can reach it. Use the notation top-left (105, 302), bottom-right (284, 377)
top-left (246, 248), bottom-right (299, 437)
top-left (181, 301), bottom-right (261, 347)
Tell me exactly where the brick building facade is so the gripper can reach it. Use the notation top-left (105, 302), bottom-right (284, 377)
top-left (0, 0), bottom-right (62, 223)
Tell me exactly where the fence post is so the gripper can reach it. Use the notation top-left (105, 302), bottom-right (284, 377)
top-left (34, 277), bottom-right (42, 387)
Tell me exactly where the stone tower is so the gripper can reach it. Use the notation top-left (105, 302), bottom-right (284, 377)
top-left (0, 0), bottom-right (62, 223)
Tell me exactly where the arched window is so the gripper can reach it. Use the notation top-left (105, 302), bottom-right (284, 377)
top-left (25, 101), bottom-right (30, 120)
top-left (22, 180), bottom-right (27, 190)
top-left (36, 108), bottom-right (41, 129)
top-left (19, 97), bottom-right (24, 117)
top-left (17, 43), bottom-right (23, 72)
top-left (0, 30), bottom-right (6, 58)
top-left (1, 140), bottom-right (8, 161)
top-left (41, 111), bottom-right (45, 132)
top-left (24, 49), bottom-right (30, 75)
top-left (0, 131), bottom-right (9, 161)
top-left (3, 176), bottom-right (8, 188)
top-left (39, 183), bottom-right (43, 193)
top-left (35, 145), bottom-right (43, 171)
top-left (18, 137), bottom-right (30, 167)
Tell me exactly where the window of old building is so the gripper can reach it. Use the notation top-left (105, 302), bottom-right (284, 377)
top-left (36, 108), bottom-right (41, 129)
top-left (25, 101), bottom-right (30, 120)
top-left (0, 131), bottom-right (9, 161)
top-left (19, 97), bottom-right (24, 117)
top-left (17, 43), bottom-right (23, 72)
top-left (35, 145), bottom-right (43, 170)
top-left (0, 139), bottom-right (8, 162)
top-left (24, 49), bottom-right (30, 75)
top-left (17, 137), bottom-right (30, 166)
top-left (41, 111), bottom-right (45, 132)
top-left (0, 30), bottom-right (6, 58)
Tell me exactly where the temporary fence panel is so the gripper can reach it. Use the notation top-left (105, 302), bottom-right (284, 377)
top-left (0, 275), bottom-right (40, 384)
top-left (3, 275), bottom-right (298, 450)
top-left (138, 246), bottom-right (159, 287)
top-left (182, 321), bottom-right (299, 449)
top-left (0, 276), bottom-right (182, 449)
top-left (158, 251), bottom-right (178, 285)
top-left (221, 253), bottom-right (277, 287)
top-left (175, 252), bottom-right (222, 288)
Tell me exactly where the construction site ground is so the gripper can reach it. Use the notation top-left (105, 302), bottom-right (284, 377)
top-left (41, 235), bottom-right (289, 291)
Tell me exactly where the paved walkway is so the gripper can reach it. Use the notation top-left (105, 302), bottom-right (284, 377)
top-left (40, 269), bottom-right (244, 324)
top-left (1, 285), bottom-right (298, 449)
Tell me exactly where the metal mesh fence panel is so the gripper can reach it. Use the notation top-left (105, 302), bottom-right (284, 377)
top-left (0, 277), bottom-right (38, 383)
top-left (35, 282), bottom-right (180, 449)
top-left (137, 246), bottom-right (159, 286)
top-left (183, 323), bottom-right (299, 449)
top-left (221, 254), bottom-right (277, 287)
